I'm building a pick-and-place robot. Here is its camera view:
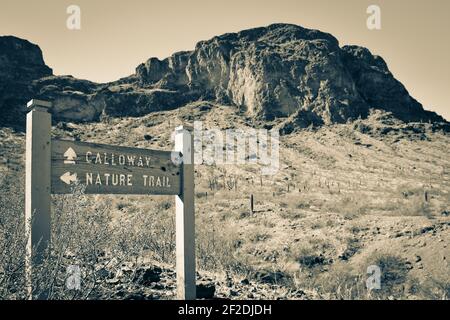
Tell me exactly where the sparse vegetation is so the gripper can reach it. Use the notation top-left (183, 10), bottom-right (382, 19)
top-left (0, 104), bottom-right (449, 300)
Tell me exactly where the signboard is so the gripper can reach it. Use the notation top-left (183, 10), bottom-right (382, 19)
top-left (51, 139), bottom-right (181, 195)
top-left (25, 99), bottom-right (195, 300)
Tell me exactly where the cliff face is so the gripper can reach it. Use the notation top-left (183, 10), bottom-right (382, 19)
top-left (0, 36), bottom-right (52, 124)
top-left (134, 24), bottom-right (443, 124)
top-left (0, 24), bottom-right (446, 128)
top-left (0, 36), bottom-right (52, 79)
top-left (137, 24), bottom-right (364, 123)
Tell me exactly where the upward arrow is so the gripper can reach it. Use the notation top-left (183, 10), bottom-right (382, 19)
top-left (64, 147), bottom-right (77, 164)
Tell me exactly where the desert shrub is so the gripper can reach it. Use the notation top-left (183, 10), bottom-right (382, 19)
top-left (330, 195), bottom-right (370, 219)
top-left (314, 265), bottom-right (366, 299)
top-left (298, 254), bottom-right (330, 269)
top-left (196, 217), bottom-right (251, 275)
top-left (339, 238), bottom-right (361, 261)
top-left (0, 172), bottom-right (27, 299)
top-left (394, 196), bottom-right (434, 219)
top-left (128, 207), bottom-right (176, 264)
top-left (393, 184), bottom-right (436, 219)
top-left (411, 279), bottom-right (450, 300)
top-left (0, 173), bottom-right (116, 299)
top-left (303, 253), bottom-right (412, 300)
top-left (32, 183), bottom-right (120, 299)
top-left (362, 253), bottom-right (410, 299)
top-left (0, 173), bottom-right (174, 299)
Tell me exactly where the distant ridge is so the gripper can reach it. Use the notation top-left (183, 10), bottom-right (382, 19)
top-left (0, 24), bottom-right (447, 128)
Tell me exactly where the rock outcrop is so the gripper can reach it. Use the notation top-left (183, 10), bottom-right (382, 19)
top-left (0, 24), bottom-right (447, 128)
top-left (0, 36), bottom-right (52, 125)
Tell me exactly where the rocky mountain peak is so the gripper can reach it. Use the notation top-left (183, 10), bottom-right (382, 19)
top-left (0, 36), bottom-right (52, 80)
top-left (0, 36), bottom-right (53, 125)
top-left (134, 23), bottom-right (444, 125)
top-left (0, 24), bottom-right (447, 128)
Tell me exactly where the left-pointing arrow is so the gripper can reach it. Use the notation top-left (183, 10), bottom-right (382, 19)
top-left (60, 172), bottom-right (77, 185)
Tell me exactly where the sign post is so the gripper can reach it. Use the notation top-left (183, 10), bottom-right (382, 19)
top-left (24, 99), bottom-right (197, 300)
top-left (174, 126), bottom-right (196, 300)
top-left (25, 99), bottom-right (52, 300)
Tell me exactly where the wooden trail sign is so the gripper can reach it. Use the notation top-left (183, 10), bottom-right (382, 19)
top-left (51, 139), bottom-right (181, 195)
top-left (25, 99), bottom-right (196, 300)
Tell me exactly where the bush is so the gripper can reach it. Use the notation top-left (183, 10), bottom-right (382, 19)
top-left (0, 173), bottom-right (170, 299)
top-left (0, 172), bottom-right (27, 299)
top-left (196, 217), bottom-right (251, 275)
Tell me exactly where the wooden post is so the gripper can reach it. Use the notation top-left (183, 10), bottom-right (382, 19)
top-left (174, 125), bottom-right (196, 300)
top-left (250, 194), bottom-right (254, 213)
top-left (25, 99), bottom-right (52, 300)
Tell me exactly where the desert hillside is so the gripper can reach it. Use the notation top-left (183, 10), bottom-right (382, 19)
top-left (1, 102), bottom-right (448, 299)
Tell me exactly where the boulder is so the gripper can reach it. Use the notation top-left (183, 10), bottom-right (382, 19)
top-left (252, 270), bottom-right (287, 284)
top-left (133, 266), bottom-right (162, 285)
top-left (196, 282), bottom-right (216, 299)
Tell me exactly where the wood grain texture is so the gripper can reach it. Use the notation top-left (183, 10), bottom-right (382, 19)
top-left (174, 126), bottom-right (196, 300)
top-left (51, 139), bottom-right (181, 195)
top-left (26, 107), bottom-right (52, 299)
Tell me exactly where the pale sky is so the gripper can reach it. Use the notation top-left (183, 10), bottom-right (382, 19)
top-left (0, 0), bottom-right (449, 120)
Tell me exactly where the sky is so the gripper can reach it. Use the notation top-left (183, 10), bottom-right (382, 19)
top-left (0, 0), bottom-right (449, 120)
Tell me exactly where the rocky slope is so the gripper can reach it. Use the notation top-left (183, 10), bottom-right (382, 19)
top-left (0, 24), bottom-right (447, 128)
top-left (1, 103), bottom-right (449, 300)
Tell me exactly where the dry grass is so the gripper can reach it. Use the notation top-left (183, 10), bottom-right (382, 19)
top-left (0, 105), bottom-right (449, 300)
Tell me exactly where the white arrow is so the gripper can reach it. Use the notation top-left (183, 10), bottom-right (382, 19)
top-left (64, 147), bottom-right (77, 164)
top-left (60, 172), bottom-right (77, 185)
